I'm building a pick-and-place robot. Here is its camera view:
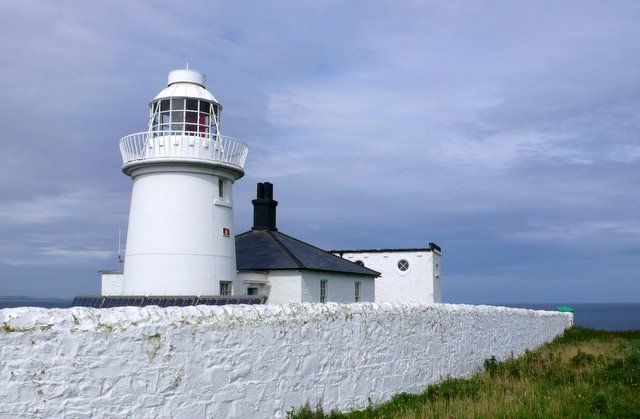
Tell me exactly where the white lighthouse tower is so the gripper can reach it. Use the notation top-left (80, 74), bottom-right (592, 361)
top-left (118, 69), bottom-right (248, 296)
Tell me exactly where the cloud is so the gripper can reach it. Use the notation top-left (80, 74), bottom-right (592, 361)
top-left (1, 0), bottom-right (639, 301)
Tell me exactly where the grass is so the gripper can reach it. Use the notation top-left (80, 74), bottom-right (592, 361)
top-left (288, 328), bottom-right (640, 418)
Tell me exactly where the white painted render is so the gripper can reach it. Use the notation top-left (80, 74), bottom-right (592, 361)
top-left (122, 165), bottom-right (239, 295)
top-left (0, 303), bottom-right (572, 417)
top-left (301, 271), bottom-right (375, 303)
top-left (336, 250), bottom-right (442, 304)
top-left (100, 271), bottom-right (123, 295)
top-left (261, 271), bottom-right (302, 304)
top-left (237, 270), bottom-right (375, 304)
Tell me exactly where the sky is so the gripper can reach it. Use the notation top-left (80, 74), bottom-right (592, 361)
top-left (0, 0), bottom-right (638, 302)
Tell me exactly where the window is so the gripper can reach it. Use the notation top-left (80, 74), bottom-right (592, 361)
top-left (355, 281), bottom-right (361, 302)
top-left (219, 281), bottom-right (231, 296)
top-left (355, 260), bottom-right (364, 267)
top-left (149, 97), bottom-right (217, 136)
top-left (247, 287), bottom-right (258, 296)
top-left (218, 178), bottom-right (224, 198)
top-left (398, 259), bottom-right (410, 271)
top-left (320, 280), bottom-right (327, 303)
top-left (186, 98), bottom-right (198, 111)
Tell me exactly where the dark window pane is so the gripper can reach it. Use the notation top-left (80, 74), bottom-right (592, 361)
top-left (186, 98), bottom-right (198, 110)
top-left (150, 102), bottom-right (157, 113)
top-left (171, 98), bottom-right (184, 110)
top-left (185, 124), bottom-right (197, 132)
top-left (199, 101), bottom-right (211, 114)
top-left (185, 111), bottom-right (197, 123)
top-left (171, 111), bottom-right (184, 122)
top-left (160, 99), bottom-right (170, 111)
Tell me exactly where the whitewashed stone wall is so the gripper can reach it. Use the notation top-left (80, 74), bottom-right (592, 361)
top-left (0, 303), bottom-right (572, 418)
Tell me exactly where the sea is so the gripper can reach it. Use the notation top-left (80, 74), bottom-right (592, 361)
top-left (497, 303), bottom-right (640, 332)
top-left (0, 298), bottom-right (638, 331)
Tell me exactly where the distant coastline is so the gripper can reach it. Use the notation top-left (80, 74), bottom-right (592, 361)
top-left (0, 296), bottom-right (72, 309)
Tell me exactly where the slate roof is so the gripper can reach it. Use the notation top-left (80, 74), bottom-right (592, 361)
top-left (236, 230), bottom-right (380, 277)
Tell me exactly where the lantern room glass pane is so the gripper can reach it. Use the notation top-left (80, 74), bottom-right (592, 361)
top-left (185, 111), bottom-right (197, 124)
top-left (171, 123), bottom-right (183, 131)
top-left (186, 99), bottom-right (198, 111)
top-left (171, 111), bottom-right (184, 122)
top-left (198, 114), bottom-right (209, 126)
top-left (160, 113), bottom-right (171, 124)
top-left (171, 98), bottom-right (184, 110)
top-left (199, 101), bottom-right (210, 113)
top-left (185, 124), bottom-right (197, 132)
top-left (160, 100), bottom-right (170, 111)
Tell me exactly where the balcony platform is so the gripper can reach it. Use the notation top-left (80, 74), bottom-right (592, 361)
top-left (119, 131), bottom-right (248, 175)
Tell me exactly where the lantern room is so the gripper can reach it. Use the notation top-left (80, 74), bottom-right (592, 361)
top-left (148, 69), bottom-right (222, 136)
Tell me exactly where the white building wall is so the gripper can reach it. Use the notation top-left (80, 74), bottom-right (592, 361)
top-left (262, 271), bottom-right (302, 304)
top-left (236, 271), bottom-right (268, 296)
top-left (433, 251), bottom-right (442, 303)
top-left (212, 177), bottom-right (239, 293)
top-left (301, 271), bottom-right (375, 303)
top-left (100, 271), bottom-right (123, 295)
top-left (0, 304), bottom-right (572, 418)
top-left (339, 250), bottom-right (440, 304)
top-left (239, 270), bottom-right (375, 304)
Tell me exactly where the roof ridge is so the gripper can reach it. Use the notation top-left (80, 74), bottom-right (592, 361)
top-left (274, 231), bottom-right (380, 276)
top-left (267, 231), bottom-right (304, 269)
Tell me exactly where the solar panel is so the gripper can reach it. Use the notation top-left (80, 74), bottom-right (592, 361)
top-left (141, 296), bottom-right (197, 307)
top-left (102, 296), bottom-right (145, 308)
top-left (142, 297), bottom-right (163, 307)
top-left (71, 296), bottom-right (105, 308)
top-left (193, 296), bottom-right (266, 306)
top-left (70, 295), bottom-right (267, 309)
top-left (174, 296), bottom-right (197, 306)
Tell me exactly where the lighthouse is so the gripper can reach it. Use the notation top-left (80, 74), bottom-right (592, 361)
top-left (118, 69), bottom-right (248, 296)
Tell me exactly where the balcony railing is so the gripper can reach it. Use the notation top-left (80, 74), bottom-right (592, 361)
top-left (119, 131), bottom-right (248, 171)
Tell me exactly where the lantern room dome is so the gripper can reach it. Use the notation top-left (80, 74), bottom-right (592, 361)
top-left (153, 68), bottom-right (220, 105)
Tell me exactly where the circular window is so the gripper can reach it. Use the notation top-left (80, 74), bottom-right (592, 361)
top-left (355, 260), bottom-right (365, 267)
top-left (397, 259), bottom-right (410, 271)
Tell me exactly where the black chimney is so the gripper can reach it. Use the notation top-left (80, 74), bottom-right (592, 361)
top-left (252, 182), bottom-right (278, 231)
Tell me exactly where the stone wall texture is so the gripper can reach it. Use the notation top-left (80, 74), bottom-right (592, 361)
top-left (0, 303), bottom-right (573, 418)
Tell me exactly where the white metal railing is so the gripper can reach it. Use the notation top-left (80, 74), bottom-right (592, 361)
top-left (119, 131), bottom-right (248, 170)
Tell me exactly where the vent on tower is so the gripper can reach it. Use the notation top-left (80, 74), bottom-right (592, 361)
top-left (252, 182), bottom-right (278, 231)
